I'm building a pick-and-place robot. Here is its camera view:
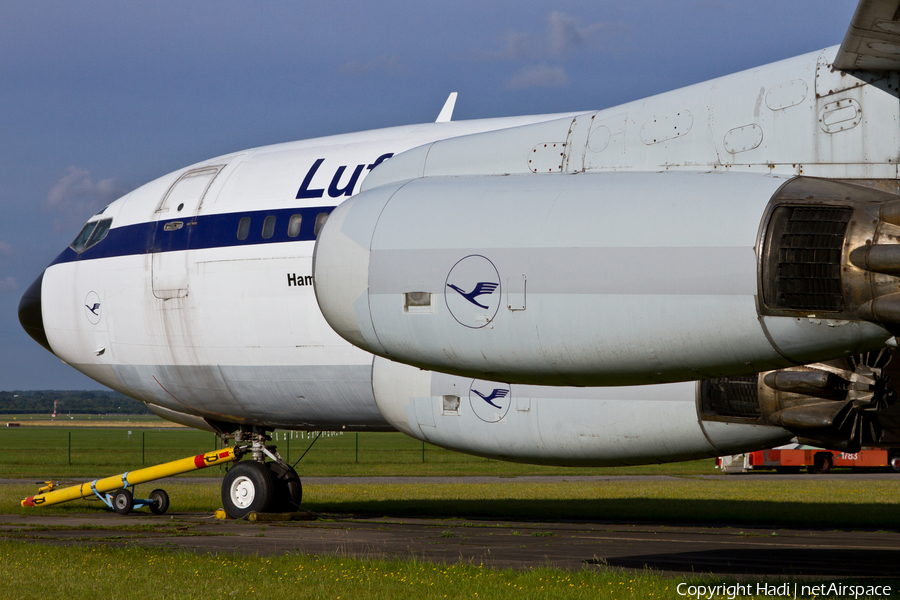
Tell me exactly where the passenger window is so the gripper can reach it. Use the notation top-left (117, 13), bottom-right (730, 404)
top-left (262, 215), bottom-right (276, 239)
top-left (314, 212), bottom-right (329, 237)
top-left (237, 217), bottom-right (251, 241)
top-left (84, 219), bottom-right (112, 250)
top-left (287, 214), bottom-right (303, 238)
top-left (70, 222), bottom-right (97, 253)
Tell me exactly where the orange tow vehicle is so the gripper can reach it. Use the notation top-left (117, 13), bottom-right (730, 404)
top-left (717, 445), bottom-right (900, 474)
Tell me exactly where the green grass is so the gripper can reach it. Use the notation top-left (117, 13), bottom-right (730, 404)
top-left (3, 421), bottom-right (900, 528)
top-left (3, 541), bottom-right (895, 600)
top-left (0, 426), bottom-right (718, 478)
top-left (4, 421), bottom-right (900, 597)
top-left (4, 478), bottom-right (900, 529)
top-left (301, 479), bottom-right (900, 528)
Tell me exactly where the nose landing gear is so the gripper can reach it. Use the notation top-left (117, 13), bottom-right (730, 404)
top-left (220, 427), bottom-right (302, 519)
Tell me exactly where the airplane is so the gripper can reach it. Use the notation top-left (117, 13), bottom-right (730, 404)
top-left (17, 0), bottom-right (900, 518)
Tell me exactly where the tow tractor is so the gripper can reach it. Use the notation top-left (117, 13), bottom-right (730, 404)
top-left (21, 428), bottom-right (303, 518)
top-left (717, 444), bottom-right (900, 474)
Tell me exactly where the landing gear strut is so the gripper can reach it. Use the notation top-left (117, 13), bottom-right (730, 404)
top-left (220, 427), bottom-right (301, 519)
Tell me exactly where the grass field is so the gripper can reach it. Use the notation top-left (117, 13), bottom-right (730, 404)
top-left (3, 421), bottom-right (900, 527)
top-left (15, 540), bottom-right (876, 600)
top-left (0, 424), bottom-right (719, 478)
top-left (3, 418), bottom-right (900, 598)
top-left (4, 478), bottom-right (900, 529)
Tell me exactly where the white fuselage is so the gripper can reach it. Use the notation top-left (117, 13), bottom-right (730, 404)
top-left (39, 115), bottom-right (578, 430)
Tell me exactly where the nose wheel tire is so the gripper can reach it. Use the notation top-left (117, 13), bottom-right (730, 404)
top-left (266, 461), bottom-right (302, 512)
top-left (222, 461), bottom-right (275, 519)
top-left (112, 489), bottom-right (134, 515)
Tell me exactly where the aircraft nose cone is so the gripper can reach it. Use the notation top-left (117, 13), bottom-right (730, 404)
top-left (18, 271), bottom-right (53, 354)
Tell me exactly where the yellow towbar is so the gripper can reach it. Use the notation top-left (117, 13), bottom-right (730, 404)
top-left (22, 447), bottom-right (239, 508)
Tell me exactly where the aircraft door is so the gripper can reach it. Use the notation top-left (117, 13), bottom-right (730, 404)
top-left (151, 167), bottom-right (222, 300)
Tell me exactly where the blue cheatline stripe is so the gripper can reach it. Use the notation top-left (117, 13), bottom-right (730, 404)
top-left (49, 205), bottom-right (335, 267)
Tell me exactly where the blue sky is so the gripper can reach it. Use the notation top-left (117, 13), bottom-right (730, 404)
top-left (1, 1), bottom-right (859, 390)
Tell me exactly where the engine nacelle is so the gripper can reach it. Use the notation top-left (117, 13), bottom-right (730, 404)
top-left (371, 348), bottom-right (900, 464)
top-left (315, 171), bottom-right (898, 386)
top-left (371, 357), bottom-right (793, 466)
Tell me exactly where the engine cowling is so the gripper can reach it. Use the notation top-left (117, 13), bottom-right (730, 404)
top-left (370, 350), bottom-right (900, 465)
top-left (371, 357), bottom-right (794, 466)
top-left (314, 171), bottom-right (900, 386)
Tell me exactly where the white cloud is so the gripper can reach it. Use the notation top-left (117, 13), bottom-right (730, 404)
top-left (339, 55), bottom-right (408, 77)
top-left (0, 276), bottom-right (17, 292)
top-left (506, 64), bottom-right (569, 91)
top-left (548, 12), bottom-right (631, 56)
top-left (474, 31), bottom-right (534, 61)
top-left (43, 167), bottom-right (128, 231)
top-left (548, 12), bottom-right (588, 56)
top-left (0, 241), bottom-right (12, 258)
top-left (480, 12), bottom-right (630, 64)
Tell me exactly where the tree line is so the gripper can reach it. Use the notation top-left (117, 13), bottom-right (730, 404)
top-left (0, 390), bottom-right (152, 414)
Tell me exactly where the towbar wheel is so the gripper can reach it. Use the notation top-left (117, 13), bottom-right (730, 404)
top-left (112, 489), bottom-right (133, 515)
top-left (148, 488), bottom-right (170, 515)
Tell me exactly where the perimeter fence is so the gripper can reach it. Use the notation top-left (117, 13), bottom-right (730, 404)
top-left (0, 428), bottom-right (484, 478)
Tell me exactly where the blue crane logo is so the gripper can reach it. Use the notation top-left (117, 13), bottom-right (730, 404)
top-left (444, 255), bottom-right (501, 328)
top-left (84, 291), bottom-right (102, 325)
top-left (471, 387), bottom-right (509, 409)
top-left (446, 282), bottom-right (499, 309)
top-left (468, 380), bottom-right (512, 422)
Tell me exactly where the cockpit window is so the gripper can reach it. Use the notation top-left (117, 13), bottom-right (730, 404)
top-left (86, 219), bottom-right (112, 248)
top-left (70, 223), bottom-right (96, 253)
top-left (70, 218), bottom-right (112, 254)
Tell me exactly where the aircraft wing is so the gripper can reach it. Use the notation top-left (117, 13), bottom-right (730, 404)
top-left (835, 0), bottom-right (900, 70)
